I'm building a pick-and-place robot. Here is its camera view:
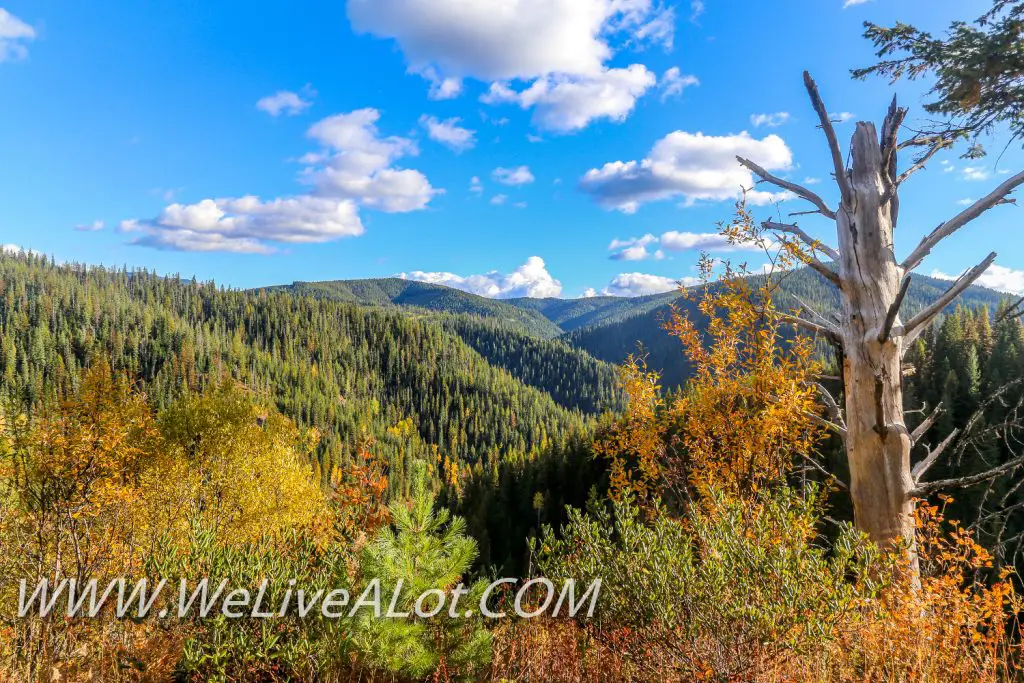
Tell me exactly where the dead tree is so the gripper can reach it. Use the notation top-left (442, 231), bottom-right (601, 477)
top-left (738, 72), bottom-right (1024, 576)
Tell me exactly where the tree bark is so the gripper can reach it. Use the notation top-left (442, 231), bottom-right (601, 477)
top-left (740, 73), bottom-right (1024, 586)
top-left (836, 121), bottom-right (918, 572)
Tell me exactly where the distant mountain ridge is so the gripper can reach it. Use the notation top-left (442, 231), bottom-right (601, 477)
top-left (268, 271), bottom-right (1011, 387)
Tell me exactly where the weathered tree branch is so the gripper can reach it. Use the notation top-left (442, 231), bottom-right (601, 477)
top-left (792, 295), bottom-right (841, 337)
top-left (893, 137), bottom-right (953, 188)
top-left (763, 221), bottom-right (841, 261)
top-left (911, 428), bottom-right (960, 483)
top-left (803, 71), bottom-right (853, 205)
top-left (902, 171), bottom-right (1024, 273)
top-left (996, 294), bottom-right (1024, 324)
top-left (799, 451), bottom-right (849, 491)
top-left (902, 252), bottom-right (997, 346)
top-left (910, 401), bottom-right (944, 446)
top-left (812, 381), bottom-right (846, 436)
top-left (878, 275), bottom-right (911, 343)
top-left (777, 312), bottom-right (841, 344)
top-left (803, 410), bottom-right (848, 440)
top-left (914, 453), bottom-right (1024, 496)
top-left (737, 157), bottom-right (836, 220)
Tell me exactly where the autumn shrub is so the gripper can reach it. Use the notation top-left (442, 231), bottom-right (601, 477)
top-left (531, 486), bottom-right (873, 681)
top-left (0, 367), bottom-right (335, 681)
top-left (597, 259), bottom-right (824, 511)
top-left (806, 498), bottom-right (1023, 682)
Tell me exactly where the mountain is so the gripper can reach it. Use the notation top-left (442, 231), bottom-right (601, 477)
top-left (561, 269), bottom-right (1009, 387)
top-left (268, 278), bottom-right (563, 339)
top-left (0, 255), bottom-right (621, 492)
top-left (276, 271), bottom-right (1011, 388)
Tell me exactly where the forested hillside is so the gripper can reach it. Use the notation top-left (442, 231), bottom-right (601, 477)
top-left (0, 254), bottom-right (615, 494)
top-left (566, 269), bottom-right (1007, 387)
top-left (280, 271), bottom-right (1008, 389)
top-left (271, 278), bottom-right (563, 338)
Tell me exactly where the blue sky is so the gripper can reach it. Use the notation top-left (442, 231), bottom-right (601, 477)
top-left (1, 0), bottom-right (1022, 298)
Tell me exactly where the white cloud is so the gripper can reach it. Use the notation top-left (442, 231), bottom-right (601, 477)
top-left (660, 67), bottom-right (699, 102)
top-left (75, 220), bottom-right (105, 232)
top-left (601, 272), bottom-right (699, 297)
top-left (421, 67), bottom-right (464, 100)
top-left (581, 287), bottom-right (599, 298)
top-left (843, 0), bottom-right (871, 7)
top-left (256, 90), bottom-right (314, 117)
top-left (482, 64), bottom-right (657, 133)
top-left (347, 0), bottom-right (673, 82)
top-left (123, 109), bottom-right (437, 253)
top-left (490, 194), bottom-right (508, 205)
top-left (2, 244), bottom-right (37, 256)
top-left (750, 112), bottom-right (790, 128)
top-left (419, 115), bottom-right (476, 152)
top-left (830, 112), bottom-right (856, 123)
top-left (660, 230), bottom-right (765, 252)
top-left (399, 256), bottom-right (562, 298)
top-left (304, 109), bottom-right (439, 213)
top-left (609, 234), bottom-right (661, 261)
top-left (0, 8), bottom-right (35, 62)
top-left (120, 196), bottom-right (364, 254)
top-left (962, 166), bottom-right (991, 182)
top-left (931, 264), bottom-right (1024, 295)
top-left (470, 176), bottom-right (483, 194)
top-left (492, 165), bottom-right (535, 186)
top-left (956, 198), bottom-right (975, 206)
top-left (609, 230), bottom-right (767, 260)
top-left (803, 177), bottom-right (821, 185)
top-left (690, 0), bottom-right (705, 22)
top-left (580, 130), bottom-right (794, 213)
top-left (348, 0), bottom-right (672, 131)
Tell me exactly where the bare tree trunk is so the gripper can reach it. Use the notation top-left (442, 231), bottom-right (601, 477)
top-left (837, 121), bottom-right (917, 569)
top-left (738, 72), bottom-right (1024, 585)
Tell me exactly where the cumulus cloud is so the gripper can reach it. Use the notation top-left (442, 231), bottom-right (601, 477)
top-left (482, 65), bottom-right (656, 132)
top-left (119, 196), bottom-right (364, 254)
top-left (1, 244), bottom-right (40, 257)
top-left (660, 67), bottom-right (699, 102)
top-left (608, 234), bottom-right (664, 261)
top-left (419, 115), bottom-right (476, 152)
top-left (843, 0), bottom-right (871, 7)
top-left (931, 264), bottom-right (1024, 295)
top-left (121, 109), bottom-right (437, 253)
top-left (347, 0), bottom-right (673, 82)
top-left (421, 67), bottom-right (464, 100)
top-left (469, 176), bottom-right (483, 194)
top-left (490, 194), bottom-right (508, 205)
top-left (75, 220), bottom-right (105, 232)
top-left (256, 90), bottom-right (314, 117)
top-left (830, 111), bottom-right (856, 123)
top-left (399, 256), bottom-right (562, 298)
top-left (600, 272), bottom-right (699, 297)
top-left (304, 109), bottom-right (439, 212)
top-left (660, 230), bottom-right (766, 252)
top-left (608, 230), bottom-right (767, 260)
top-left (750, 112), bottom-right (790, 128)
top-left (0, 8), bottom-right (35, 62)
top-left (347, 0), bottom-right (672, 131)
top-left (961, 166), bottom-right (991, 182)
top-left (580, 130), bottom-right (794, 213)
top-left (492, 165), bottom-right (535, 186)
